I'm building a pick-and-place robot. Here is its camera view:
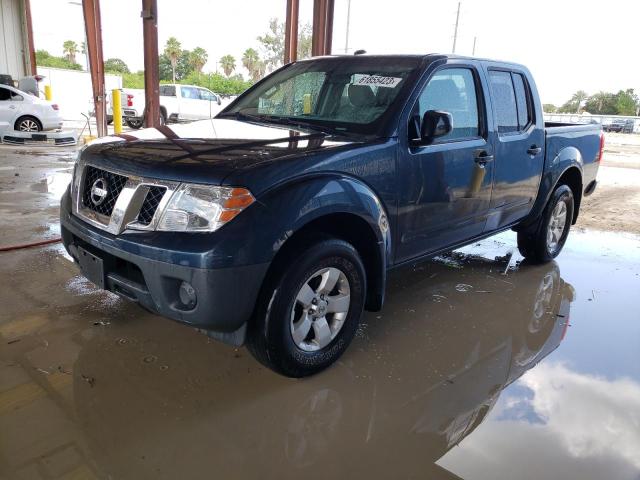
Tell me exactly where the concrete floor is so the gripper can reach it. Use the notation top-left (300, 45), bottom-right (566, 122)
top-left (1, 143), bottom-right (639, 479)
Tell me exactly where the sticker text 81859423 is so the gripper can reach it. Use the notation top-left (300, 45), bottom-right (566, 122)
top-left (354, 75), bottom-right (402, 88)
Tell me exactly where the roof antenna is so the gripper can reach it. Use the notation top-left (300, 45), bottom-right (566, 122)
top-left (354, 49), bottom-right (366, 55)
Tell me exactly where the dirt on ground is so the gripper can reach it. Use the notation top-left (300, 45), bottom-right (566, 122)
top-left (578, 133), bottom-right (640, 234)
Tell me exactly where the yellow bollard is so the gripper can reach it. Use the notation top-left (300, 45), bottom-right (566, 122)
top-left (44, 85), bottom-right (52, 101)
top-left (112, 88), bottom-right (122, 135)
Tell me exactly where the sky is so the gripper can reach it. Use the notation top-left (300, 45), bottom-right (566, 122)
top-left (30, 0), bottom-right (640, 106)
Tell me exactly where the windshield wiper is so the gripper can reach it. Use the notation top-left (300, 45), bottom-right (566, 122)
top-left (220, 111), bottom-right (343, 136)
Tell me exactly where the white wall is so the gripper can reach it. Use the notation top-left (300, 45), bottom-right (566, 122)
top-left (36, 66), bottom-right (122, 120)
top-left (0, 0), bottom-right (28, 80)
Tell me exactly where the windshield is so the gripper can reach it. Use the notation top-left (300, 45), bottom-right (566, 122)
top-left (223, 57), bottom-right (422, 135)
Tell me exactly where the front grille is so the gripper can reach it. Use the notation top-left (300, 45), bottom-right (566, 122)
top-left (82, 166), bottom-right (128, 216)
top-left (137, 186), bottom-right (166, 225)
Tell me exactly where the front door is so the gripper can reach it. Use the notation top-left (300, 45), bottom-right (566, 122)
top-left (396, 65), bottom-right (494, 263)
top-left (484, 69), bottom-right (544, 231)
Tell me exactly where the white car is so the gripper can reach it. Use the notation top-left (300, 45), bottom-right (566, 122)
top-left (110, 84), bottom-right (224, 129)
top-left (0, 84), bottom-right (63, 132)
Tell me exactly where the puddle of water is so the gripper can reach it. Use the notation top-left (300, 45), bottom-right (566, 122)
top-left (0, 230), bottom-right (638, 479)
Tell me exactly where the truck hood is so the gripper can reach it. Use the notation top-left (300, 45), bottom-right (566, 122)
top-left (81, 118), bottom-right (358, 185)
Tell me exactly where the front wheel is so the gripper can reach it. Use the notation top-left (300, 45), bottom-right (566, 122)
top-left (247, 238), bottom-right (366, 377)
top-left (517, 184), bottom-right (574, 263)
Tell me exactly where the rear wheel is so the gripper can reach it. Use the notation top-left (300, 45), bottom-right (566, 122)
top-left (125, 118), bottom-right (143, 129)
top-left (15, 116), bottom-right (42, 132)
top-left (517, 184), bottom-right (574, 263)
top-left (247, 238), bottom-right (366, 377)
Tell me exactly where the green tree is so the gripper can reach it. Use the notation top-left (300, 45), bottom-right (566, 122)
top-left (159, 50), bottom-right (192, 82)
top-left (62, 40), bottom-right (78, 64)
top-left (220, 54), bottom-right (236, 77)
top-left (35, 49), bottom-right (81, 71)
top-left (104, 58), bottom-right (130, 74)
top-left (188, 47), bottom-right (208, 74)
top-left (614, 89), bottom-right (639, 116)
top-left (297, 23), bottom-right (313, 60)
top-left (542, 104), bottom-right (557, 113)
top-left (584, 91), bottom-right (617, 115)
top-left (257, 18), bottom-right (284, 71)
top-left (559, 90), bottom-right (589, 113)
top-left (164, 36), bottom-right (182, 82)
top-left (242, 48), bottom-right (262, 81)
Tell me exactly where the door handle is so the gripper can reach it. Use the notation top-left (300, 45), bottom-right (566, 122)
top-left (474, 151), bottom-right (494, 165)
top-left (9, 105), bottom-right (17, 110)
top-left (527, 145), bottom-right (542, 156)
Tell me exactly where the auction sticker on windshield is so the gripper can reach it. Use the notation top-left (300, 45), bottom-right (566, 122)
top-left (354, 75), bottom-right (402, 88)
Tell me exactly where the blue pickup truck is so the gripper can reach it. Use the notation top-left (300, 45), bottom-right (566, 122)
top-left (60, 54), bottom-right (603, 377)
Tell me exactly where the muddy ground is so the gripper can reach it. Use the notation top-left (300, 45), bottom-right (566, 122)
top-left (579, 133), bottom-right (640, 234)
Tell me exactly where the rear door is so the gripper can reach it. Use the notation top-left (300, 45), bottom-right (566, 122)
top-left (484, 69), bottom-right (544, 231)
top-left (396, 63), bottom-right (495, 262)
top-left (0, 86), bottom-right (22, 130)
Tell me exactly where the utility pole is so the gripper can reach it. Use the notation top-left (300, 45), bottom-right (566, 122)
top-left (452, 1), bottom-right (460, 54)
top-left (344, 0), bottom-right (351, 53)
top-left (472, 36), bottom-right (477, 56)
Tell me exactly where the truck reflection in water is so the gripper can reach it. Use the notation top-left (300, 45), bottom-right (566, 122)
top-left (73, 255), bottom-right (574, 479)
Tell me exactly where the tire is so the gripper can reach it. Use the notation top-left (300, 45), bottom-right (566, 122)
top-left (517, 184), bottom-right (574, 263)
top-left (247, 238), bottom-right (366, 377)
top-left (14, 116), bottom-right (42, 132)
top-left (125, 118), bottom-right (144, 129)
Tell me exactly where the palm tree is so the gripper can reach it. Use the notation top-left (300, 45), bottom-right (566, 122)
top-left (220, 55), bottom-right (236, 77)
top-left (570, 90), bottom-right (589, 113)
top-left (242, 48), bottom-right (261, 81)
top-left (62, 40), bottom-right (78, 64)
top-left (164, 37), bottom-right (182, 82)
top-left (189, 47), bottom-right (208, 74)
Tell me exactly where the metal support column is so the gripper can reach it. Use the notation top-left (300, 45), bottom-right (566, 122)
top-left (284, 0), bottom-right (299, 64)
top-left (82, 0), bottom-right (107, 137)
top-left (23, 0), bottom-right (37, 75)
top-left (141, 0), bottom-right (160, 128)
top-left (311, 0), bottom-right (334, 57)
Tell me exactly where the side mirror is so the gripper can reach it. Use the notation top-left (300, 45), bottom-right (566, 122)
top-left (420, 110), bottom-right (453, 144)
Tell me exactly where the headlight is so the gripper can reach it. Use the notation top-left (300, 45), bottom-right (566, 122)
top-left (157, 184), bottom-right (254, 232)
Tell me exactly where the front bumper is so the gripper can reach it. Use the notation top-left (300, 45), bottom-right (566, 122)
top-left (60, 190), bottom-right (268, 345)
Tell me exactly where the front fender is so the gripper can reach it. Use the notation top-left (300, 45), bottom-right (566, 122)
top-left (267, 175), bottom-right (390, 249)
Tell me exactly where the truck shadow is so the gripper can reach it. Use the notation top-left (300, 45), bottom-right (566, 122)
top-left (66, 251), bottom-right (574, 479)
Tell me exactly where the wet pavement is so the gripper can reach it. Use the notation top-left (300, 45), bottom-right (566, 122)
top-left (1, 144), bottom-right (640, 479)
top-left (1, 230), bottom-right (639, 479)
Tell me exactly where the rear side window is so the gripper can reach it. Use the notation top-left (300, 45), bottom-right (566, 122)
top-left (489, 71), bottom-right (518, 133)
top-left (417, 67), bottom-right (480, 140)
top-left (159, 85), bottom-right (176, 97)
top-left (512, 73), bottom-right (532, 129)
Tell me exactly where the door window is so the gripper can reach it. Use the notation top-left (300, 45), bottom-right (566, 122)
top-left (198, 89), bottom-right (217, 102)
top-left (417, 68), bottom-right (480, 141)
top-left (180, 86), bottom-right (200, 99)
top-left (489, 71), bottom-right (518, 134)
top-left (0, 87), bottom-right (11, 101)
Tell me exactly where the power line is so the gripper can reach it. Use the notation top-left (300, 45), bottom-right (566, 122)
top-left (452, 1), bottom-right (461, 54)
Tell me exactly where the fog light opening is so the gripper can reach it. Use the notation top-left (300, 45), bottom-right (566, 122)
top-left (178, 281), bottom-right (197, 310)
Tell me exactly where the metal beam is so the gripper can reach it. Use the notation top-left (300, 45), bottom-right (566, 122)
top-left (141, 0), bottom-right (160, 128)
top-left (82, 0), bottom-right (107, 137)
top-left (23, 0), bottom-right (37, 75)
top-left (312, 0), bottom-right (334, 57)
top-left (284, 0), bottom-right (299, 64)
